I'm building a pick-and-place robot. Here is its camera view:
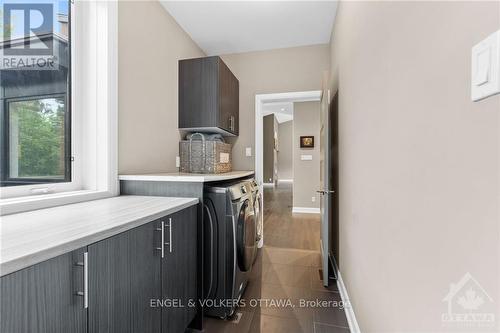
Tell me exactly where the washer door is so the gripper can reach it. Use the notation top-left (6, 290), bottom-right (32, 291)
top-left (236, 199), bottom-right (257, 272)
top-left (203, 199), bottom-right (218, 299)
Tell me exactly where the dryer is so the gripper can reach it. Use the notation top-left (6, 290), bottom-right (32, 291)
top-left (203, 180), bottom-right (257, 318)
top-left (248, 179), bottom-right (263, 249)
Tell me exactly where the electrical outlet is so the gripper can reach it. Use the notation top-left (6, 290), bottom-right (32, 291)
top-left (312, 196), bottom-right (316, 203)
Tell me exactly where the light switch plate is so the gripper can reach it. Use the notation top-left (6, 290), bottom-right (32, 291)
top-left (245, 147), bottom-right (252, 157)
top-left (301, 155), bottom-right (313, 161)
top-left (471, 30), bottom-right (500, 101)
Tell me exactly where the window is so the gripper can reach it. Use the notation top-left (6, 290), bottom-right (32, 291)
top-left (1, 0), bottom-right (71, 187)
top-left (3, 95), bottom-right (70, 185)
top-left (0, 0), bottom-right (118, 213)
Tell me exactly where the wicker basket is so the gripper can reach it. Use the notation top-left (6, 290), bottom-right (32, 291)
top-left (179, 133), bottom-right (232, 174)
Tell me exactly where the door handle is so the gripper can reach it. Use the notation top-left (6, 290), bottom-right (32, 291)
top-left (75, 252), bottom-right (88, 309)
top-left (317, 190), bottom-right (335, 195)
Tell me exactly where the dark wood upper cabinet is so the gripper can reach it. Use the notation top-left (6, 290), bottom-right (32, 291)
top-left (179, 56), bottom-right (239, 136)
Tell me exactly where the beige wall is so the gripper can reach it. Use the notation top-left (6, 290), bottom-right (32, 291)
top-left (278, 121), bottom-right (293, 180)
top-left (118, 1), bottom-right (205, 174)
top-left (329, 1), bottom-right (500, 331)
top-left (220, 45), bottom-right (330, 171)
top-left (293, 102), bottom-right (321, 209)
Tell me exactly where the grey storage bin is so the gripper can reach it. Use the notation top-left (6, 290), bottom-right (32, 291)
top-left (180, 133), bottom-right (232, 174)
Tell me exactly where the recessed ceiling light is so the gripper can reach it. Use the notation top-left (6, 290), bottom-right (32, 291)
top-left (280, 108), bottom-right (285, 111)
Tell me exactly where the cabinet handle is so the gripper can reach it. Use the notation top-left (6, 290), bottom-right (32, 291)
top-left (168, 218), bottom-right (173, 253)
top-left (229, 116), bottom-right (235, 131)
top-left (155, 221), bottom-right (165, 258)
top-left (75, 252), bottom-right (88, 309)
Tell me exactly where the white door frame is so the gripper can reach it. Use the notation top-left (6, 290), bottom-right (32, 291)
top-left (254, 90), bottom-right (321, 247)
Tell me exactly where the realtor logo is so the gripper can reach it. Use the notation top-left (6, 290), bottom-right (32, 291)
top-left (441, 272), bottom-right (495, 328)
top-left (1, 2), bottom-right (58, 70)
top-left (3, 3), bottom-right (54, 56)
top-left (2, 3), bottom-right (54, 56)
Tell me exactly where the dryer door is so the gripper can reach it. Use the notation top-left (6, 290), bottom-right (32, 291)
top-left (236, 199), bottom-right (257, 272)
top-left (254, 192), bottom-right (263, 241)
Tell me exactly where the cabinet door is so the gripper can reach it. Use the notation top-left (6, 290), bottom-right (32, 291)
top-left (0, 248), bottom-right (87, 333)
top-left (161, 206), bottom-right (197, 333)
top-left (218, 58), bottom-right (239, 135)
top-left (179, 56), bottom-right (219, 129)
top-left (88, 221), bottom-right (162, 333)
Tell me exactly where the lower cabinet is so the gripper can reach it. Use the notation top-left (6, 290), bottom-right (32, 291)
top-left (0, 205), bottom-right (198, 333)
top-left (161, 207), bottom-right (197, 333)
top-left (88, 205), bottom-right (197, 333)
top-left (0, 248), bottom-right (87, 333)
top-left (88, 220), bottom-right (161, 333)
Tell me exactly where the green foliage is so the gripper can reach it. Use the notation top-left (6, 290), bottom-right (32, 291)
top-left (10, 98), bottom-right (65, 178)
top-left (0, 9), bottom-right (13, 41)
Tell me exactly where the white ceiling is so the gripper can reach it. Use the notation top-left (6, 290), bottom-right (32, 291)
top-left (160, 1), bottom-right (338, 55)
top-left (262, 102), bottom-right (293, 123)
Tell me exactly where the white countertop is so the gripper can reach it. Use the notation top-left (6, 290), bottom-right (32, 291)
top-left (0, 195), bottom-right (198, 277)
top-left (119, 170), bottom-right (255, 183)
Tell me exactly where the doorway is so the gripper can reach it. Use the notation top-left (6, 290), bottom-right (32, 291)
top-left (202, 90), bottom-right (348, 333)
top-left (255, 91), bottom-right (322, 250)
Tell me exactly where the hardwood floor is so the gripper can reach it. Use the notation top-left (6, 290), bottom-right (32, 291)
top-left (263, 182), bottom-right (320, 251)
top-left (203, 182), bottom-right (350, 333)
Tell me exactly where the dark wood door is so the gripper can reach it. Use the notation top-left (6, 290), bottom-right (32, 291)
top-left (161, 206), bottom-right (197, 333)
top-left (88, 221), bottom-right (162, 333)
top-left (0, 248), bottom-right (87, 333)
top-left (329, 91), bottom-right (340, 272)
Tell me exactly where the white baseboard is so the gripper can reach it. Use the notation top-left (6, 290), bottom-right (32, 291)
top-left (337, 270), bottom-right (361, 333)
top-left (278, 179), bottom-right (293, 183)
top-left (263, 183), bottom-right (275, 187)
top-left (292, 207), bottom-right (320, 214)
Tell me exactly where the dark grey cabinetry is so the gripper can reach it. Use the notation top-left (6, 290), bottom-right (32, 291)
top-left (88, 205), bottom-right (197, 333)
top-left (161, 207), bottom-right (197, 333)
top-left (0, 205), bottom-right (198, 333)
top-left (0, 248), bottom-right (87, 333)
top-left (88, 221), bottom-right (161, 333)
top-left (179, 56), bottom-right (239, 136)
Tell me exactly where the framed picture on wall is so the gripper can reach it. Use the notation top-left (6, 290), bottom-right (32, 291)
top-left (300, 136), bottom-right (314, 148)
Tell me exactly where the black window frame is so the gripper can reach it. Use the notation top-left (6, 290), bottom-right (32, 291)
top-left (1, 93), bottom-right (71, 187)
top-left (0, 0), bottom-right (72, 188)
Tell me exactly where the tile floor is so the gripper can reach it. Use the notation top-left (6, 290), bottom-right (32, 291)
top-left (202, 183), bottom-right (350, 333)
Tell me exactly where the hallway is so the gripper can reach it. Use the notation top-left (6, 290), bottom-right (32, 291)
top-left (203, 182), bottom-right (349, 333)
top-left (263, 182), bottom-right (320, 251)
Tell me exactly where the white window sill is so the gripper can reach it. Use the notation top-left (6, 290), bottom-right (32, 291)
top-left (0, 190), bottom-right (116, 216)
